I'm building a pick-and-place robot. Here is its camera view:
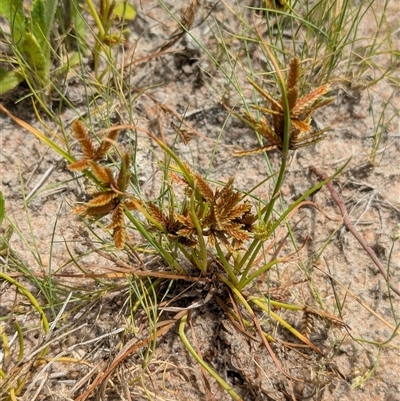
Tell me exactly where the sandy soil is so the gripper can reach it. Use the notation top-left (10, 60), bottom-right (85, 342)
top-left (1, 1), bottom-right (399, 400)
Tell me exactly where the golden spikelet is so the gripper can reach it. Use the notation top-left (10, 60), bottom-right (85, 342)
top-left (216, 179), bottom-right (238, 207)
top-left (95, 129), bottom-right (119, 159)
top-left (73, 120), bottom-right (96, 159)
top-left (217, 177), bottom-right (234, 196)
top-left (291, 118), bottom-right (312, 133)
top-left (300, 310), bottom-right (314, 339)
top-left (113, 225), bottom-right (126, 249)
top-left (227, 202), bottom-right (252, 220)
top-left (73, 205), bottom-right (87, 215)
top-left (221, 190), bottom-right (242, 212)
top-left (226, 226), bottom-right (250, 242)
top-left (124, 198), bottom-right (140, 210)
top-left (70, 148), bottom-right (136, 249)
top-left (194, 173), bottom-right (214, 202)
top-left (85, 201), bottom-right (118, 216)
top-left (117, 153), bottom-right (131, 193)
top-left (291, 84), bottom-right (330, 117)
top-left (175, 212), bottom-right (193, 227)
top-left (292, 131), bottom-right (329, 148)
top-left (287, 87), bottom-right (299, 110)
top-left (107, 203), bottom-right (124, 229)
top-left (68, 121), bottom-right (119, 171)
top-left (311, 96), bottom-right (336, 112)
top-left (88, 161), bottom-right (114, 185)
top-left (169, 171), bottom-right (188, 186)
top-left (147, 203), bottom-right (168, 228)
top-left (212, 205), bottom-right (223, 231)
top-left (271, 103), bottom-right (283, 139)
top-left (287, 57), bottom-right (300, 90)
top-left (247, 78), bottom-right (282, 111)
top-left (207, 233), bottom-right (216, 247)
top-left (256, 116), bottom-right (279, 144)
top-left (109, 204), bottom-right (126, 249)
top-left (67, 159), bottom-right (90, 172)
top-left (234, 145), bottom-right (276, 157)
top-left (87, 191), bottom-right (118, 208)
top-left (182, 162), bottom-right (193, 176)
top-left (176, 227), bottom-right (196, 238)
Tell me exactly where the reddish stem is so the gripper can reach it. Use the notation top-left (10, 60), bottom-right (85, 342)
top-left (311, 166), bottom-right (399, 297)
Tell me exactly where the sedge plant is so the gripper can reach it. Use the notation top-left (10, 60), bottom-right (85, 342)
top-left (0, 45), bottom-right (344, 399)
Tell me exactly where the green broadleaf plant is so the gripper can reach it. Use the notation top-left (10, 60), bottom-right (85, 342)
top-left (0, 0), bottom-right (58, 97)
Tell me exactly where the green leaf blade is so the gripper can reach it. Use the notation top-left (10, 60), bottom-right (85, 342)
top-left (0, 190), bottom-right (5, 227)
top-left (0, 0), bottom-right (25, 42)
top-left (30, 0), bottom-right (59, 45)
top-left (21, 32), bottom-right (48, 81)
top-left (0, 67), bottom-right (24, 94)
top-left (113, 2), bottom-right (136, 20)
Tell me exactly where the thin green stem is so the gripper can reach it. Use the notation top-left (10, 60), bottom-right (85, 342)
top-left (238, 158), bottom-right (351, 284)
top-left (85, 0), bottom-right (106, 37)
top-left (258, 42), bottom-right (290, 224)
top-left (179, 313), bottom-right (242, 401)
top-left (0, 272), bottom-right (49, 358)
top-left (238, 259), bottom-right (281, 289)
top-left (124, 210), bottom-right (183, 274)
top-left (215, 240), bottom-right (238, 285)
top-left (189, 198), bottom-right (208, 275)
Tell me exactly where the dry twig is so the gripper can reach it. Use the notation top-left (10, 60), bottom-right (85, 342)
top-left (311, 166), bottom-right (399, 297)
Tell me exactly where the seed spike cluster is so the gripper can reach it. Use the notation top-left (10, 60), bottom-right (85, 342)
top-left (235, 58), bottom-right (334, 156)
top-left (146, 172), bottom-right (256, 251)
top-left (68, 120), bottom-right (137, 249)
top-left (68, 120), bottom-right (119, 171)
top-left (73, 154), bottom-right (136, 249)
